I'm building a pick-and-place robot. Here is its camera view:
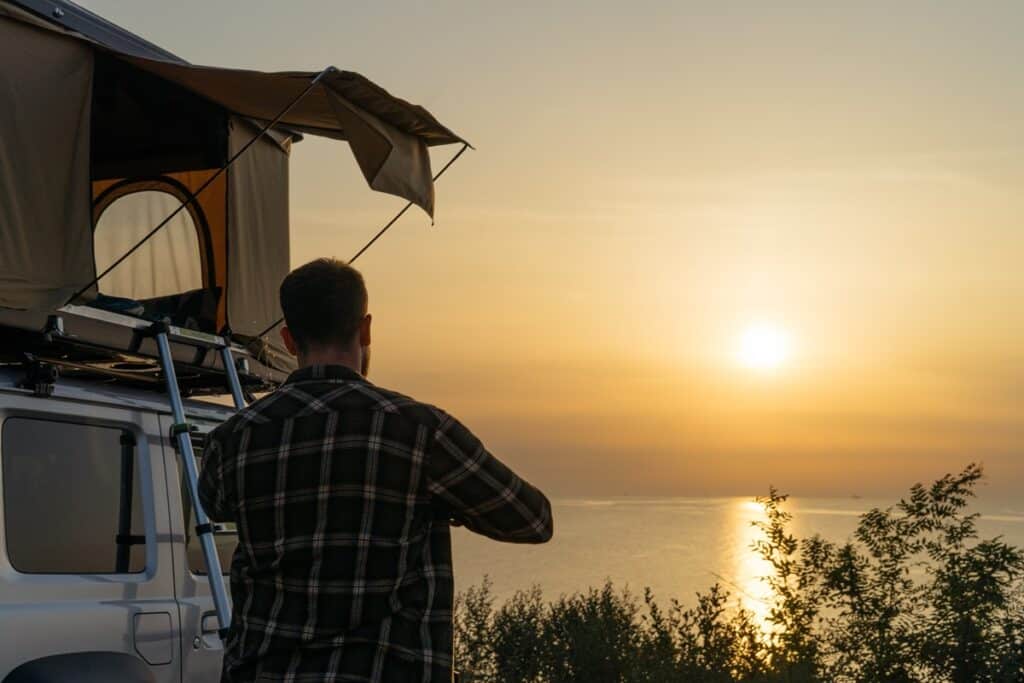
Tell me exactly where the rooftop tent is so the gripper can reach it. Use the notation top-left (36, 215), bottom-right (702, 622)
top-left (0, 0), bottom-right (466, 372)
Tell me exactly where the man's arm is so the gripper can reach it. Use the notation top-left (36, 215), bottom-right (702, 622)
top-left (427, 412), bottom-right (553, 543)
top-left (197, 432), bottom-right (233, 523)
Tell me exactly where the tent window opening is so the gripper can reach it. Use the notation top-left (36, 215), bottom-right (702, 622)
top-left (93, 188), bottom-right (209, 301)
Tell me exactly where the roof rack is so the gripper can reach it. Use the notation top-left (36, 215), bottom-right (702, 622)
top-left (0, 304), bottom-right (287, 396)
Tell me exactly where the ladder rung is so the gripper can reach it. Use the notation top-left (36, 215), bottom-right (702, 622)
top-left (137, 320), bottom-right (228, 350)
top-left (165, 324), bottom-right (227, 349)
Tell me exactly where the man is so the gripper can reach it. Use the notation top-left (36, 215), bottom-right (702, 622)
top-left (199, 258), bottom-right (553, 682)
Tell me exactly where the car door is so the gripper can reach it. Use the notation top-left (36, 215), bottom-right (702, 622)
top-left (162, 416), bottom-right (239, 683)
top-left (0, 394), bottom-right (181, 683)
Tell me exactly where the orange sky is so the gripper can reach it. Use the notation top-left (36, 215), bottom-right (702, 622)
top-left (81, 1), bottom-right (1024, 496)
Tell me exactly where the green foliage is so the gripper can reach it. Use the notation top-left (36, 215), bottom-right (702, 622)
top-left (454, 464), bottom-right (1024, 682)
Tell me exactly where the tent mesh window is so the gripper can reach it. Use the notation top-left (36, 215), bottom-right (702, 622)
top-left (91, 180), bottom-right (221, 332)
top-left (94, 188), bottom-right (204, 300)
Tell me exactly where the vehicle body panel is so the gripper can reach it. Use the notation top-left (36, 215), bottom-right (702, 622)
top-left (0, 370), bottom-right (234, 681)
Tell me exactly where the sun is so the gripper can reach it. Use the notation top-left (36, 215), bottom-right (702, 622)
top-left (736, 322), bottom-right (793, 372)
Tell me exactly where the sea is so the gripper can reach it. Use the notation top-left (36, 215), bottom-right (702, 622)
top-left (451, 496), bottom-right (1024, 619)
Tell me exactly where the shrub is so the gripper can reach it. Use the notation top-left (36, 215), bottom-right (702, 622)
top-left (454, 464), bottom-right (1024, 682)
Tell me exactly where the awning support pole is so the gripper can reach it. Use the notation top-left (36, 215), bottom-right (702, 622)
top-left (64, 66), bottom-right (337, 307)
top-left (253, 141), bottom-right (471, 339)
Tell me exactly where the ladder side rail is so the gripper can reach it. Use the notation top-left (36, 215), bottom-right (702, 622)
top-left (154, 331), bottom-right (232, 636)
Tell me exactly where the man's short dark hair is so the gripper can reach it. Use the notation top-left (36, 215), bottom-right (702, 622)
top-left (280, 258), bottom-right (367, 352)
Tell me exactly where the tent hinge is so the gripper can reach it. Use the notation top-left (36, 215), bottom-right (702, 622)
top-left (41, 315), bottom-right (68, 343)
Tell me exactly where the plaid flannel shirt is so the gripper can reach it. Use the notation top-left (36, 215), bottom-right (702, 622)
top-left (198, 364), bottom-right (553, 682)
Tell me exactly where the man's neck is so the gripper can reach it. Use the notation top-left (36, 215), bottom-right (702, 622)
top-left (297, 347), bottom-right (361, 375)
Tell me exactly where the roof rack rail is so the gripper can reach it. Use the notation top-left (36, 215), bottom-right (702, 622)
top-left (0, 304), bottom-right (288, 396)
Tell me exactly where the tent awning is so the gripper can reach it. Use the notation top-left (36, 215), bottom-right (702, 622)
top-left (119, 58), bottom-right (465, 148)
top-left (115, 58), bottom-right (469, 216)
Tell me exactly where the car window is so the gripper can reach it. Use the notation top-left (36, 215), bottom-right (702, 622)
top-left (2, 418), bottom-right (146, 573)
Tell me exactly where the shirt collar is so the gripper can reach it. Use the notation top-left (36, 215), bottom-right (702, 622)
top-left (284, 364), bottom-right (368, 386)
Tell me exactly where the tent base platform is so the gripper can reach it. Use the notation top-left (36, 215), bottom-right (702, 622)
top-left (0, 305), bottom-right (286, 397)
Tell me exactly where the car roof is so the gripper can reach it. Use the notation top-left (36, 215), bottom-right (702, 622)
top-left (0, 366), bottom-right (235, 424)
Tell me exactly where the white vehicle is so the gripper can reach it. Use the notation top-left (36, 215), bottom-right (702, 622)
top-left (0, 2), bottom-right (467, 680)
top-left (0, 314), bottom-right (242, 683)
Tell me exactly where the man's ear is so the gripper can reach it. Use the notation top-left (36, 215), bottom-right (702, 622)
top-left (359, 314), bottom-right (372, 347)
top-left (280, 326), bottom-right (299, 357)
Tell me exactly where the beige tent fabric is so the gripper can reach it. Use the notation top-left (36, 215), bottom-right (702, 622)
top-left (0, 18), bottom-right (94, 310)
top-left (326, 90), bottom-right (434, 216)
top-left (118, 58), bottom-right (464, 146)
top-left (226, 118), bottom-right (290, 338)
top-left (117, 58), bottom-right (463, 215)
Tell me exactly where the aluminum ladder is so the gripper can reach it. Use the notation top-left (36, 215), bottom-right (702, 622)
top-left (147, 321), bottom-right (247, 638)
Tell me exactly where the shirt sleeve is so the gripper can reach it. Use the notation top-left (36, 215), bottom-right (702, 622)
top-left (198, 430), bottom-right (233, 523)
top-left (426, 411), bottom-right (553, 544)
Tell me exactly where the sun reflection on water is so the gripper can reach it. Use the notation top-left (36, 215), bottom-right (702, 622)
top-left (727, 498), bottom-right (776, 634)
